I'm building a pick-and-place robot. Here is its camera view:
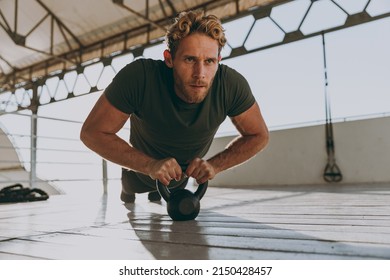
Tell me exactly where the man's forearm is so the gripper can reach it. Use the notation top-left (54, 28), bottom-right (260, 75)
top-left (207, 134), bottom-right (268, 175)
top-left (81, 131), bottom-right (154, 175)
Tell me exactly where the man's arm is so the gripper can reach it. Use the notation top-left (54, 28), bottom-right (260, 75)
top-left (186, 101), bottom-right (269, 184)
top-left (80, 93), bottom-right (182, 186)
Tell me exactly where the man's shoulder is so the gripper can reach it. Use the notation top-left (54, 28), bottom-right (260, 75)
top-left (218, 63), bottom-right (242, 77)
top-left (216, 64), bottom-right (248, 87)
top-left (114, 58), bottom-right (169, 84)
top-left (125, 58), bottom-right (165, 71)
top-left (137, 58), bottom-right (165, 66)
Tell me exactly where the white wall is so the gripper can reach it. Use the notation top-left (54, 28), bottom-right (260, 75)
top-left (206, 116), bottom-right (390, 187)
top-left (0, 124), bottom-right (22, 170)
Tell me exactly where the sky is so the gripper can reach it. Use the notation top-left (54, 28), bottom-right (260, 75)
top-left (0, 0), bottom-right (389, 188)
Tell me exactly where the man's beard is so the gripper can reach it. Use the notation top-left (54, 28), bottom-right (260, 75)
top-left (173, 73), bottom-right (214, 104)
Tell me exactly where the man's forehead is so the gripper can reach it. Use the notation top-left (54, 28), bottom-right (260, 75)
top-left (175, 33), bottom-right (219, 56)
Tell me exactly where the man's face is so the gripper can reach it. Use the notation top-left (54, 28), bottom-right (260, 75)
top-left (164, 33), bottom-right (220, 104)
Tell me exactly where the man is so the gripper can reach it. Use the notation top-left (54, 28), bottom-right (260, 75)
top-left (80, 10), bottom-right (269, 203)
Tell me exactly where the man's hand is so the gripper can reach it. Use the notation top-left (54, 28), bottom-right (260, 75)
top-left (148, 158), bottom-right (182, 186)
top-left (186, 158), bottom-right (216, 184)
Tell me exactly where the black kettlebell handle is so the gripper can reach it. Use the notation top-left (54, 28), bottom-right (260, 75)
top-left (156, 180), bottom-right (208, 202)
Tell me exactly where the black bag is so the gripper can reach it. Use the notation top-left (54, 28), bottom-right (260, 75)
top-left (0, 183), bottom-right (49, 203)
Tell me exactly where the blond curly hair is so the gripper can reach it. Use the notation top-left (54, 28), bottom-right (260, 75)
top-left (165, 10), bottom-right (227, 57)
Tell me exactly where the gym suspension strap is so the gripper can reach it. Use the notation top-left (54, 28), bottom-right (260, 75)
top-left (321, 32), bottom-right (342, 183)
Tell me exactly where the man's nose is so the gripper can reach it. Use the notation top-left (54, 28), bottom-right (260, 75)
top-left (193, 62), bottom-right (205, 79)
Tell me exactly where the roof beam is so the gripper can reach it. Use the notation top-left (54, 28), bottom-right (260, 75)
top-left (36, 0), bottom-right (84, 48)
top-left (113, 0), bottom-right (167, 32)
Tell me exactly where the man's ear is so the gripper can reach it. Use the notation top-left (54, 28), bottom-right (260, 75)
top-left (164, 50), bottom-right (173, 68)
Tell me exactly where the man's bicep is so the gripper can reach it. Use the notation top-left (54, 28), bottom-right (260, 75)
top-left (230, 102), bottom-right (268, 137)
top-left (82, 93), bottom-right (130, 135)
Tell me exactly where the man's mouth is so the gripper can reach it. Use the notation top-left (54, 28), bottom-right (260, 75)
top-left (190, 83), bottom-right (207, 88)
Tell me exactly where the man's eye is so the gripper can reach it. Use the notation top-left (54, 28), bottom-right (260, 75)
top-left (185, 57), bottom-right (194, 62)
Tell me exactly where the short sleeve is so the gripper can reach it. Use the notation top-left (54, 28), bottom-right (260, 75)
top-left (224, 66), bottom-right (256, 117)
top-left (104, 59), bottom-right (145, 114)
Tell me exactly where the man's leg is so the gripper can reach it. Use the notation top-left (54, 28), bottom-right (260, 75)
top-left (147, 191), bottom-right (161, 202)
top-left (121, 169), bottom-right (136, 203)
top-left (121, 169), bottom-right (156, 203)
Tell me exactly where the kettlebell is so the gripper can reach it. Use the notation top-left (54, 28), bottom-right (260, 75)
top-left (156, 179), bottom-right (208, 221)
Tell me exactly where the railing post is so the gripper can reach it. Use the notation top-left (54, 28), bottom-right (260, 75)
top-left (29, 85), bottom-right (39, 188)
top-left (102, 159), bottom-right (108, 194)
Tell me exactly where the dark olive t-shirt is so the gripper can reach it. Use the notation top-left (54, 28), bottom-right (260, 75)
top-left (105, 58), bottom-right (255, 176)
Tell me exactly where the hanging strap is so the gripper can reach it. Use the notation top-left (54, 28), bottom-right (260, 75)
top-left (322, 32), bottom-right (342, 183)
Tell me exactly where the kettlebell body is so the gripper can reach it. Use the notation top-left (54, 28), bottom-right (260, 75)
top-left (167, 189), bottom-right (200, 221)
top-left (156, 180), bottom-right (208, 221)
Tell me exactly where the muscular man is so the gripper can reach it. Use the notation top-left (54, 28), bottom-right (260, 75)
top-left (80, 10), bottom-right (269, 203)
